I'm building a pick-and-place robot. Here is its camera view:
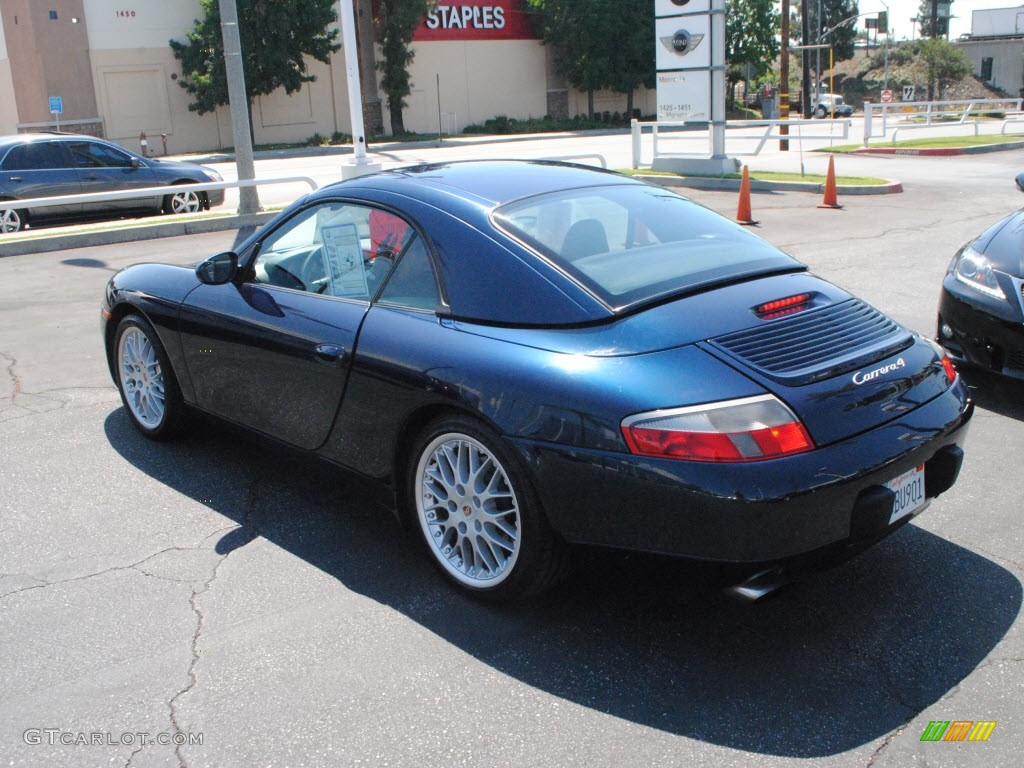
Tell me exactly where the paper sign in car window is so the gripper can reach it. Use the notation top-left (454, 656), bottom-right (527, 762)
top-left (321, 222), bottom-right (369, 298)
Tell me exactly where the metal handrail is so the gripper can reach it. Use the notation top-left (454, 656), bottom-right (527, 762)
top-left (0, 176), bottom-right (318, 212)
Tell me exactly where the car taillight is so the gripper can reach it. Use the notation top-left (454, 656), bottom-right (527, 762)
top-left (755, 293), bottom-right (812, 320)
top-left (621, 395), bottom-right (815, 462)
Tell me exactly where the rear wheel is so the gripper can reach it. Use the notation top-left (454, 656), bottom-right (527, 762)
top-left (113, 315), bottom-right (184, 440)
top-left (0, 203), bottom-right (26, 233)
top-left (409, 416), bottom-right (567, 600)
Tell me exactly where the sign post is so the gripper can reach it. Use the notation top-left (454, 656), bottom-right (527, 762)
top-left (48, 96), bottom-right (63, 131)
top-left (652, 0), bottom-right (737, 175)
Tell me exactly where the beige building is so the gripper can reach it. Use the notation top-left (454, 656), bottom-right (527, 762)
top-left (0, 0), bottom-right (653, 154)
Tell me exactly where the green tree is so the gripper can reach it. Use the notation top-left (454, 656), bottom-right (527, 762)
top-left (528, 0), bottom-right (648, 118)
top-left (170, 0), bottom-right (340, 140)
top-left (726, 0), bottom-right (781, 108)
top-left (918, 37), bottom-right (971, 100)
top-left (377, 0), bottom-right (433, 135)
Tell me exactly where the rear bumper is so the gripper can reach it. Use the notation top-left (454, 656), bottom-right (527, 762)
top-left (515, 379), bottom-right (972, 564)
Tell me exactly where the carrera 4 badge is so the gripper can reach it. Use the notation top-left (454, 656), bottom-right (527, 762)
top-left (852, 357), bottom-right (906, 385)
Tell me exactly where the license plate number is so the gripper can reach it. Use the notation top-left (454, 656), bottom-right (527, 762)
top-left (886, 464), bottom-right (926, 524)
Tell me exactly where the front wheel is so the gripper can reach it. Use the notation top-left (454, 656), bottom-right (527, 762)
top-left (0, 204), bottom-right (26, 233)
top-left (409, 416), bottom-right (567, 600)
top-left (815, 105), bottom-right (827, 119)
top-left (113, 315), bottom-right (184, 440)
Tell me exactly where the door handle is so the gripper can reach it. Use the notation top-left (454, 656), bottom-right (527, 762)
top-left (8, 176), bottom-right (22, 182)
top-left (314, 343), bottom-right (347, 365)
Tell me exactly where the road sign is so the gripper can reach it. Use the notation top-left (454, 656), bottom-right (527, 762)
top-left (48, 96), bottom-right (63, 114)
top-left (881, 89), bottom-right (893, 103)
top-left (903, 85), bottom-right (915, 101)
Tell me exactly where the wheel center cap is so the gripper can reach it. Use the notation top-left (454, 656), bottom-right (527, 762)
top-left (462, 505), bottom-right (472, 517)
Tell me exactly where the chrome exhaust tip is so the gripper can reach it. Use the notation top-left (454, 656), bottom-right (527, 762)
top-left (723, 567), bottom-right (791, 602)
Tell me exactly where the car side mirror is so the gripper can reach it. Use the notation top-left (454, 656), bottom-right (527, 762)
top-left (196, 252), bottom-right (238, 285)
top-left (1016, 172), bottom-right (1024, 193)
top-left (131, 157), bottom-right (142, 169)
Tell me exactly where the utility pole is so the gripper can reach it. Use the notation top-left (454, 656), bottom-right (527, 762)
top-left (780, 0), bottom-right (790, 150)
top-left (218, 0), bottom-right (260, 215)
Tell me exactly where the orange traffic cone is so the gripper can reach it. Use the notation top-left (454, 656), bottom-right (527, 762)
top-left (818, 155), bottom-right (842, 209)
top-left (736, 165), bottom-right (757, 225)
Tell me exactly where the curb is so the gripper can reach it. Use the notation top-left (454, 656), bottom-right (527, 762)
top-left (634, 174), bottom-right (903, 195)
top-left (0, 211), bottom-right (278, 257)
top-left (853, 140), bottom-right (1024, 156)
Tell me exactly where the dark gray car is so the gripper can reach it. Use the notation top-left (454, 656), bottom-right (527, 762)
top-left (0, 133), bottom-right (225, 233)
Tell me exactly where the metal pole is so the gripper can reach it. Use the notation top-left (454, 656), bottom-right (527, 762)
top-left (219, 0), bottom-right (260, 214)
top-left (780, 0), bottom-right (790, 150)
top-left (338, 0), bottom-right (380, 178)
top-left (711, 0), bottom-right (726, 159)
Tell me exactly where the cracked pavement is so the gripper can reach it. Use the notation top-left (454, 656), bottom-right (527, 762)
top-left (1, 144), bottom-right (1023, 768)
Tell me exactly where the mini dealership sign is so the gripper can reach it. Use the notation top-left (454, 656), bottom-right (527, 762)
top-left (655, 0), bottom-right (712, 122)
top-left (414, 1), bottom-right (539, 41)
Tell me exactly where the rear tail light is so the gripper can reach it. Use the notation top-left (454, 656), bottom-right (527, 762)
top-left (622, 395), bottom-right (815, 462)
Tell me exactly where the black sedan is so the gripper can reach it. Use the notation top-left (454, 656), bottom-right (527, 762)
top-left (0, 133), bottom-right (225, 233)
top-left (937, 182), bottom-right (1024, 381)
top-left (102, 160), bottom-right (972, 600)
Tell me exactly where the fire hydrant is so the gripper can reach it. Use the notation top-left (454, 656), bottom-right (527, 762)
top-left (139, 131), bottom-right (148, 157)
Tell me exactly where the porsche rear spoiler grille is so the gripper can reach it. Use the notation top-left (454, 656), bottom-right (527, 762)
top-left (707, 298), bottom-right (912, 386)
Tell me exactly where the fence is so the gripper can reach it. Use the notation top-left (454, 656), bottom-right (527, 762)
top-left (862, 98), bottom-right (1024, 146)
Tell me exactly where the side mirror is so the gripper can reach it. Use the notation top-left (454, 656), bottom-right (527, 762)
top-left (196, 252), bottom-right (238, 285)
top-left (1016, 172), bottom-right (1024, 193)
top-left (131, 157), bottom-right (142, 169)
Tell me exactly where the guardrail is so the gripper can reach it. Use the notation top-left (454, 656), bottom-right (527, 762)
top-left (863, 98), bottom-right (1023, 146)
top-left (631, 118), bottom-right (852, 168)
top-left (0, 176), bottom-right (319, 213)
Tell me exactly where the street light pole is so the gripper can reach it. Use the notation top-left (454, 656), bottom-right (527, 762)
top-left (219, 0), bottom-right (260, 215)
top-left (780, 0), bottom-right (790, 150)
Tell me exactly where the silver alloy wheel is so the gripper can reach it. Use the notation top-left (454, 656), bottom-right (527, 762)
top-left (118, 326), bottom-right (166, 429)
top-left (0, 207), bottom-right (23, 233)
top-left (415, 432), bottom-right (521, 588)
top-left (170, 190), bottom-right (201, 214)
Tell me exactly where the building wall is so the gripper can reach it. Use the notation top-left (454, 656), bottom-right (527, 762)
top-left (958, 38), bottom-right (1024, 97)
top-left (0, 9), bottom-right (16, 134)
top-left (404, 40), bottom-right (547, 133)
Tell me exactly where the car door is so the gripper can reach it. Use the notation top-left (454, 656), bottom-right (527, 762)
top-left (0, 140), bottom-right (82, 220)
top-left (179, 200), bottom-right (401, 450)
top-left (67, 139), bottom-right (160, 213)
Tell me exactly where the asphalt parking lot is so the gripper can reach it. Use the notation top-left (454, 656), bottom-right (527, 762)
top-left (1, 144), bottom-right (1023, 768)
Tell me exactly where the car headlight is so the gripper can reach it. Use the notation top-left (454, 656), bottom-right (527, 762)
top-left (954, 246), bottom-right (1005, 300)
top-left (204, 169), bottom-right (223, 182)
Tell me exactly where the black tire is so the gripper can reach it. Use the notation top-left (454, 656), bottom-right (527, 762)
top-left (815, 105), bottom-right (827, 119)
top-left (162, 185), bottom-right (203, 215)
top-left (112, 315), bottom-right (185, 440)
top-left (408, 415), bottom-right (568, 601)
top-left (0, 202), bottom-right (27, 233)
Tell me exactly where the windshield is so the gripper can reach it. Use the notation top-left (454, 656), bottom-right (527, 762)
top-left (493, 184), bottom-right (800, 310)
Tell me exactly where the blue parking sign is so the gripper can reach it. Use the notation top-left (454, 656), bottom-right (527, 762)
top-left (48, 96), bottom-right (63, 114)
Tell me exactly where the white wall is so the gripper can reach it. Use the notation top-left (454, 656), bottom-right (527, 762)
top-left (0, 14), bottom-right (16, 134)
top-left (83, 0), bottom-right (202, 50)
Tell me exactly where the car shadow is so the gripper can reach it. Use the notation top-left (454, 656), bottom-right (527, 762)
top-left (960, 368), bottom-right (1024, 421)
top-left (104, 409), bottom-right (1021, 758)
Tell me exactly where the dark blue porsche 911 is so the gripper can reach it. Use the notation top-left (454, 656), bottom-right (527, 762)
top-left (101, 160), bottom-right (972, 600)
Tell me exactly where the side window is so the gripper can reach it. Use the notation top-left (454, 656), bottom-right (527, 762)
top-left (69, 141), bottom-right (133, 168)
top-left (1, 142), bottom-right (68, 171)
top-left (378, 235), bottom-right (441, 310)
top-left (250, 201), bottom-right (404, 300)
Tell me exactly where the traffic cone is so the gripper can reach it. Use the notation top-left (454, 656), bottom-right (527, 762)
top-left (818, 155), bottom-right (842, 209)
top-left (736, 165), bottom-right (757, 225)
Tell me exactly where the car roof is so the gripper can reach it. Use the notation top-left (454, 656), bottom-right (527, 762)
top-left (0, 132), bottom-right (109, 150)
top-left (322, 159), bottom-right (638, 208)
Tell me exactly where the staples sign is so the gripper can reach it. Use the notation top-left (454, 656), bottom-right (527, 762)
top-left (415, 1), bottom-right (539, 41)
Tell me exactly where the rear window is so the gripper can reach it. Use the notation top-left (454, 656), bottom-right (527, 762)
top-left (493, 184), bottom-right (799, 310)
